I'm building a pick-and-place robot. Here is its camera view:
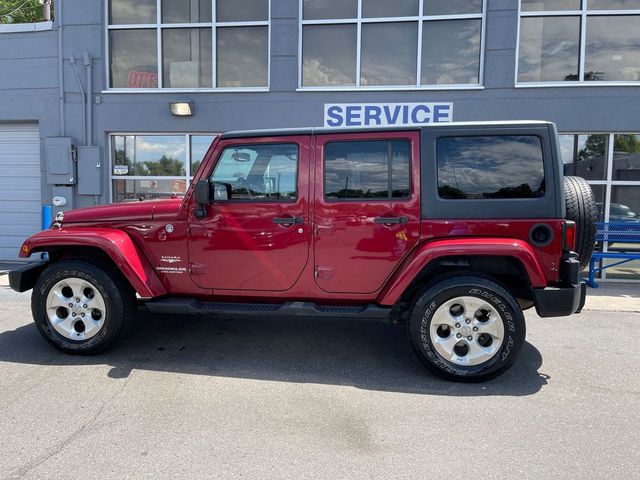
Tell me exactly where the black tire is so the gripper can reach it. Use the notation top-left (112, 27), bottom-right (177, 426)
top-left (31, 259), bottom-right (135, 354)
top-left (564, 176), bottom-right (597, 270)
top-left (408, 275), bottom-right (526, 382)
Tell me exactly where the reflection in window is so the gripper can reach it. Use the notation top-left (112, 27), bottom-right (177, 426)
top-left (361, 23), bottom-right (417, 86)
top-left (518, 3), bottom-right (640, 83)
top-left (217, 27), bottom-right (269, 87)
top-left (113, 179), bottom-right (187, 203)
top-left (109, 0), bottom-right (156, 24)
top-left (107, 0), bottom-right (269, 89)
top-left (518, 16), bottom-right (580, 82)
top-left (109, 30), bottom-right (158, 88)
top-left (162, 0), bottom-right (211, 23)
top-left (422, 19), bottom-right (481, 85)
top-left (162, 29), bottom-right (212, 88)
top-left (112, 135), bottom-right (186, 177)
top-left (324, 140), bottom-right (411, 200)
top-left (211, 144), bottom-right (299, 201)
top-left (585, 16), bottom-right (640, 82)
top-left (437, 136), bottom-right (545, 199)
top-left (613, 134), bottom-right (640, 181)
top-left (190, 135), bottom-right (216, 175)
top-left (302, 25), bottom-right (357, 86)
top-left (302, 2), bottom-right (484, 87)
top-left (521, 0), bottom-right (580, 11)
top-left (424, 0), bottom-right (483, 15)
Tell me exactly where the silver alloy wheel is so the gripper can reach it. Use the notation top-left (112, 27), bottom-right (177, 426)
top-left (429, 296), bottom-right (505, 366)
top-left (45, 277), bottom-right (107, 341)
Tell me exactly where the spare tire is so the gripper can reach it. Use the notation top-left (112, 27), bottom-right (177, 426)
top-left (564, 176), bottom-right (597, 269)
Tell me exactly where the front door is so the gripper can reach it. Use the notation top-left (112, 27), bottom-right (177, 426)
top-left (313, 132), bottom-right (422, 294)
top-left (188, 136), bottom-right (311, 291)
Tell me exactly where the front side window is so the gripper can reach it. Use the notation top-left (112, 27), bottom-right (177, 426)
top-left (107, 0), bottom-right (269, 89)
top-left (210, 144), bottom-right (299, 201)
top-left (324, 140), bottom-right (411, 199)
top-left (301, 0), bottom-right (484, 88)
top-left (518, 2), bottom-right (640, 84)
top-left (437, 136), bottom-right (545, 199)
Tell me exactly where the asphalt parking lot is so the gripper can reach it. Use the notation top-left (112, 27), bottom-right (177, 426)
top-left (0, 281), bottom-right (639, 479)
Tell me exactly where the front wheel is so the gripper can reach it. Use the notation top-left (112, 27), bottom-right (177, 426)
top-left (31, 259), bottom-right (135, 354)
top-left (408, 276), bottom-right (526, 382)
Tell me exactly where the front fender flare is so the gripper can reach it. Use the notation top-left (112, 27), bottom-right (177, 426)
top-left (20, 228), bottom-right (167, 298)
top-left (377, 238), bottom-right (548, 306)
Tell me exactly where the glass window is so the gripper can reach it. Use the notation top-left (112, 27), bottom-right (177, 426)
top-left (217, 0), bottom-right (269, 22)
top-left (191, 135), bottom-right (216, 175)
top-left (437, 136), bottom-right (545, 199)
top-left (107, 0), bottom-right (269, 89)
top-left (301, 1), bottom-right (484, 87)
top-left (559, 134), bottom-right (577, 175)
top-left (423, 0), bottom-right (483, 15)
top-left (613, 134), bottom-right (640, 181)
top-left (162, 0), bottom-right (211, 23)
top-left (590, 185), bottom-right (606, 223)
top-left (575, 134), bottom-right (609, 180)
top-left (422, 19), bottom-right (481, 85)
top-left (113, 179), bottom-right (187, 203)
top-left (217, 27), bottom-right (268, 88)
top-left (518, 16), bottom-right (580, 82)
top-left (162, 29), bottom-right (212, 88)
top-left (112, 135), bottom-right (186, 177)
top-left (363, 0), bottom-right (419, 18)
top-left (109, 0), bottom-right (156, 24)
top-left (210, 144), bottom-right (299, 201)
top-left (521, 0), bottom-right (581, 11)
top-left (303, 0), bottom-right (358, 20)
top-left (588, 0), bottom-right (640, 10)
top-left (361, 23), bottom-right (418, 86)
top-left (109, 30), bottom-right (158, 88)
top-left (585, 16), bottom-right (640, 82)
top-left (303, 25), bottom-right (357, 86)
top-left (324, 140), bottom-right (411, 200)
top-left (519, 2), bottom-right (640, 84)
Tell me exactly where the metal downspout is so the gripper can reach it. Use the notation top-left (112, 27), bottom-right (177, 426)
top-left (57, 0), bottom-right (64, 135)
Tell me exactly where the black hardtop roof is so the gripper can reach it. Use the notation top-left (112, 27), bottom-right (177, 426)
top-left (220, 121), bottom-right (553, 140)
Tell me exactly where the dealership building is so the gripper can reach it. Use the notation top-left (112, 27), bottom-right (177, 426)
top-left (0, 0), bottom-right (638, 280)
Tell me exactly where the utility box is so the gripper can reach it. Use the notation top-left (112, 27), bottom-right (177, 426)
top-left (77, 146), bottom-right (102, 195)
top-left (44, 137), bottom-right (75, 185)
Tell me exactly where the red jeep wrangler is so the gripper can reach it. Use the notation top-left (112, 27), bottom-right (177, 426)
top-left (10, 122), bottom-right (596, 382)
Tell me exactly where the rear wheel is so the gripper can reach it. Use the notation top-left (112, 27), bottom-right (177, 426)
top-left (31, 259), bottom-right (135, 354)
top-left (408, 275), bottom-right (526, 382)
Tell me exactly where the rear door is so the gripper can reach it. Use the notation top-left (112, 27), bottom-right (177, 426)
top-left (313, 131), bottom-right (421, 294)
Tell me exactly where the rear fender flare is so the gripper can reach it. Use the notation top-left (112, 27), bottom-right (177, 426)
top-left (20, 228), bottom-right (166, 298)
top-left (377, 238), bottom-right (547, 306)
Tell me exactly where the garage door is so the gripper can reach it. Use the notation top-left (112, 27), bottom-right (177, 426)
top-left (0, 123), bottom-right (41, 261)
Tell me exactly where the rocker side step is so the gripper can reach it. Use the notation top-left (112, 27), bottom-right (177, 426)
top-left (144, 298), bottom-right (391, 321)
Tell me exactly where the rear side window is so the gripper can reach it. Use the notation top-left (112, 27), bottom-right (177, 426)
top-left (437, 135), bottom-right (545, 199)
top-left (324, 140), bottom-right (411, 200)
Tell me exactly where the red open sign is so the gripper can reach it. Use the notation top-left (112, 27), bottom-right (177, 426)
top-left (127, 70), bottom-right (158, 88)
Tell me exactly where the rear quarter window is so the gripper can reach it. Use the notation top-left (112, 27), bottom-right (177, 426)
top-left (437, 135), bottom-right (545, 200)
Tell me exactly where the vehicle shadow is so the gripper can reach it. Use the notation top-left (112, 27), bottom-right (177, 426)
top-left (0, 310), bottom-right (549, 397)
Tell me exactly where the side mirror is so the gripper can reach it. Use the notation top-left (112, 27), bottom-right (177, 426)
top-left (194, 180), bottom-right (210, 205)
top-left (212, 182), bottom-right (232, 201)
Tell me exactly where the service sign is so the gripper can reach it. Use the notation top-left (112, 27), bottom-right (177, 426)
top-left (324, 102), bottom-right (453, 128)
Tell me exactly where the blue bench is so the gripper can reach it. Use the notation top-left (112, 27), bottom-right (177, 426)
top-left (587, 222), bottom-right (640, 288)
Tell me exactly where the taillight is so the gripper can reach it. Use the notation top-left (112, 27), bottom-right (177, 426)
top-left (563, 221), bottom-right (577, 252)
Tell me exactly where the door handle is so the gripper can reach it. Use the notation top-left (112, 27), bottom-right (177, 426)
top-left (273, 217), bottom-right (303, 225)
top-left (374, 216), bottom-right (408, 225)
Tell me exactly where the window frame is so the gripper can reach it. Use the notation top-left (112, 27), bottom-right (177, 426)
top-left (322, 138), bottom-right (413, 202)
top-left (209, 142), bottom-right (301, 203)
top-left (297, 0), bottom-right (487, 91)
top-left (104, 0), bottom-right (271, 93)
top-left (516, 1), bottom-right (640, 87)
top-left (109, 132), bottom-right (217, 202)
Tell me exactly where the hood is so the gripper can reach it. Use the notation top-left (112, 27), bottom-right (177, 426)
top-left (59, 199), bottom-right (182, 225)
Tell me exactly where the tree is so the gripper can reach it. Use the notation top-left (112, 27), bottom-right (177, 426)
top-left (0, 0), bottom-right (51, 24)
top-left (143, 155), bottom-right (185, 176)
